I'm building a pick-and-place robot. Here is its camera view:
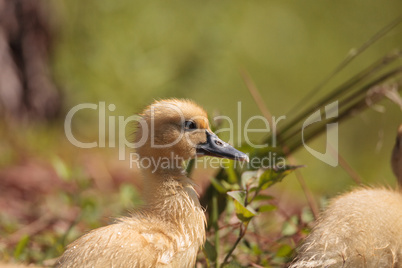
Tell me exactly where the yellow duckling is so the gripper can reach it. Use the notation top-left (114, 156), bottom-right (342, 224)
top-left (57, 99), bottom-right (248, 268)
top-left (290, 124), bottom-right (402, 268)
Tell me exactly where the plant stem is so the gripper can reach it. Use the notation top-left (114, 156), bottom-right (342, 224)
top-left (203, 248), bottom-right (211, 268)
top-left (212, 194), bottom-right (220, 268)
top-left (221, 222), bottom-right (249, 267)
top-left (248, 187), bottom-right (260, 205)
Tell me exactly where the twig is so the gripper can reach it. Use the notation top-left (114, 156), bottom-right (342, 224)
top-left (212, 194), bottom-right (220, 268)
top-left (251, 220), bottom-right (262, 263)
top-left (221, 222), bottom-right (249, 267)
top-left (287, 155), bottom-right (319, 219)
top-left (250, 263), bottom-right (265, 268)
top-left (240, 69), bottom-right (273, 127)
top-left (328, 144), bottom-right (363, 184)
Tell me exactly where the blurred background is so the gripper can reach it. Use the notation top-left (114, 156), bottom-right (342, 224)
top-left (0, 0), bottom-right (401, 265)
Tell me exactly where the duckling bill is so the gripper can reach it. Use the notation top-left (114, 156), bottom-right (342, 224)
top-left (57, 99), bottom-right (248, 268)
top-left (196, 131), bottom-right (249, 162)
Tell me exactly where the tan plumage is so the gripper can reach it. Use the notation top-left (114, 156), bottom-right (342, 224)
top-left (291, 124), bottom-right (402, 268)
top-left (57, 99), bottom-right (247, 268)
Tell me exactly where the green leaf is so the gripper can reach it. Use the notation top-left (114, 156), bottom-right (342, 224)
top-left (251, 243), bottom-right (263, 256)
top-left (225, 162), bottom-right (238, 184)
top-left (301, 207), bottom-right (315, 223)
top-left (240, 171), bottom-right (257, 189)
top-left (203, 239), bottom-right (217, 262)
top-left (14, 235), bottom-right (29, 260)
top-left (276, 244), bottom-right (294, 258)
top-left (52, 157), bottom-right (70, 181)
top-left (227, 191), bottom-right (257, 222)
top-left (210, 177), bottom-right (227, 193)
top-left (258, 165), bottom-right (303, 190)
top-left (248, 187), bottom-right (258, 194)
top-left (227, 190), bottom-right (247, 204)
top-left (282, 215), bottom-right (299, 236)
top-left (233, 200), bottom-right (256, 222)
top-left (119, 184), bottom-right (140, 208)
top-left (258, 204), bottom-right (277, 212)
top-left (221, 180), bottom-right (237, 191)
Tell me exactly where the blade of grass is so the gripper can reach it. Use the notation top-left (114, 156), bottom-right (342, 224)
top-left (281, 66), bottom-right (402, 153)
top-left (241, 71), bottom-right (319, 219)
top-left (328, 144), bottom-right (362, 185)
top-left (212, 193), bottom-right (220, 268)
top-left (287, 155), bottom-right (319, 218)
top-left (277, 50), bottom-right (401, 145)
top-left (240, 69), bottom-right (273, 127)
top-left (286, 16), bottom-right (402, 116)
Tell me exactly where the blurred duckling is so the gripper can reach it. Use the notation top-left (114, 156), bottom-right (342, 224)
top-left (291, 124), bottom-right (402, 268)
top-left (57, 99), bottom-right (248, 268)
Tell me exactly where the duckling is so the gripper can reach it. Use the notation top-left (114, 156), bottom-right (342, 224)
top-left (290, 124), bottom-right (402, 268)
top-left (57, 99), bottom-right (248, 268)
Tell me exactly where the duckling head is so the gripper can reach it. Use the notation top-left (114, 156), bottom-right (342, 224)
top-left (134, 99), bottom-right (248, 174)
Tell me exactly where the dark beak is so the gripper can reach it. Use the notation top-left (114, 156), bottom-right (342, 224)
top-left (196, 131), bottom-right (249, 162)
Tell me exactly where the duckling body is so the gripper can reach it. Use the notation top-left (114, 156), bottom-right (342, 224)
top-left (57, 99), bottom-right (247, 268)
top-left (291, 125), bottom-right (402, 268)
top-left (59, 177), bottom-right (205, 268)
top-left (291, 188), bottom-right (402, 268)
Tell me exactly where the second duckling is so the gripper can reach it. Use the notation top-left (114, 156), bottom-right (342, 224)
top-left (291, 124), bottom-right (402, 268)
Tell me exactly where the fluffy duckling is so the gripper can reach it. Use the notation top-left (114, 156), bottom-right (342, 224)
top-left (57, 99), bottom-right (248, 268)
top-left (291, 124), bottom-right (402, 268)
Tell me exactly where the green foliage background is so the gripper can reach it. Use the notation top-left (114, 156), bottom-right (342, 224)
top-left (53, 0), bottom-right (402, 194)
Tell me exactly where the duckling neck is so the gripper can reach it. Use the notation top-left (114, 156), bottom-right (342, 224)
top-left (141, 166), bottom-right (186, 203)
top-left (141, 167), bottom-right (206, 246)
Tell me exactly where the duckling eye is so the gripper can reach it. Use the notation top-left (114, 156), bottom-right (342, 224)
top-left (184, 120), bottom-right (197, 130)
